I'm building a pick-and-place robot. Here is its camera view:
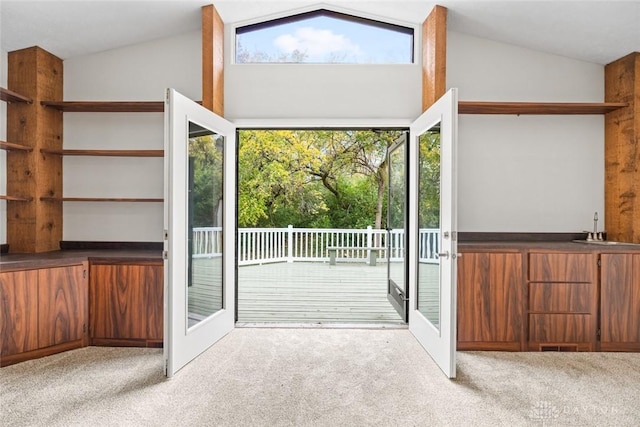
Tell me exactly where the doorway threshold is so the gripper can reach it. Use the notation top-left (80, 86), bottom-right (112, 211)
top-left (235, 322), bottom-right (408, 329)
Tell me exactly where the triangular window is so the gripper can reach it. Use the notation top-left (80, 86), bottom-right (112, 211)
top-left (236, 9), bottom-right (414, 64)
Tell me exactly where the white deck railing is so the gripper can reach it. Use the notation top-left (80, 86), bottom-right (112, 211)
top-left (193, 226), bottom-right (440, 266)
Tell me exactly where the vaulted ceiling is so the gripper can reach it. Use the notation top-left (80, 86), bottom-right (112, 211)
top-left (1, 1), bottom-right (638, 65)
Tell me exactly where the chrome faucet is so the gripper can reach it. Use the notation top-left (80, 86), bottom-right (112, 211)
top-left (585, 212), bottom-right (601, 241)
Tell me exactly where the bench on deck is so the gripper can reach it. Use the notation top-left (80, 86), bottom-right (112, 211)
top-left (326, 246), bottom-right (386, 266)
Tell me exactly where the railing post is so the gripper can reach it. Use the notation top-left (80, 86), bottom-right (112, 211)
top-left (366, 225), bottom-right (372, 264)
top-left (287, 225), bottom-right (293, 263)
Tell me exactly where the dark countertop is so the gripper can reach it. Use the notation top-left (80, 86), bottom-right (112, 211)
top-left (0, 249), bottom-right (162, 272)
top-left (459, 240), bottom-right (640, 253)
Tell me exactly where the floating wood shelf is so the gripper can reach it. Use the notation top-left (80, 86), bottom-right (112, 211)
top-left (0, 141), bottom-right (33, 152)
top-left (41, 101), bottom-right (165, 113)
top-left (458, 101), bottom-right (628, 115)
top-left (40, 197), bottom-right (164, 203)
top-left (0, 87), bottom-right (32, 104)
top-left (40, 149), bottom-right (164, 157)
top-left (0, 195), bottom-right (33, 202)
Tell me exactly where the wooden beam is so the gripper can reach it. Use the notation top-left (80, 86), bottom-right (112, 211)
top-left (422, 5), bottom-right (447, 112)
top-left (7, 47), bottom-right (64, 253)
top-left (202, 5), bottom-right (224, 116)
top-left (605, 52), bottom-right (640, 243)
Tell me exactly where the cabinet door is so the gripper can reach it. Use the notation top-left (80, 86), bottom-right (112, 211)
top-left (601, 254), bottom-right (640, 346)
top-left (457, 252), bottom-right (523, 349)
top-left (38, 265), bottom-right (87, 348)
top-left (0, 270), bottom-right (39, 356)
top-left (90, 262), bottom-right (163, 342)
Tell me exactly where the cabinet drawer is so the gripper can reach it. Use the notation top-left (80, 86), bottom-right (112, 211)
top-left (529, 314), bottom-right (590, 342)
top-left (529, 253), bottom-right (593, 282)
top-left (529, 283), bottom-right (592, 313)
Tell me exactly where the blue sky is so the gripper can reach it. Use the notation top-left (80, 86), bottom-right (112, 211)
top-left (237, 15), bottom-right (413, 64)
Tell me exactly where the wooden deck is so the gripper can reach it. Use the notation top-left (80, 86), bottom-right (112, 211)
top-left (238, 261), bottom-right (403, 324)
top-left (190, 259), bottom-right (440, 326)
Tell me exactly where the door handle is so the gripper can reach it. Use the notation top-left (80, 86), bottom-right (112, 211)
top-left (437, 251), bottom-right (461, 259)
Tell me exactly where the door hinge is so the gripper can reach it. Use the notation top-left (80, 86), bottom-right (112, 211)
top-left (162, 250), bottom-right (168, 260)
top-left (163, 229), bottom-right (169, 240)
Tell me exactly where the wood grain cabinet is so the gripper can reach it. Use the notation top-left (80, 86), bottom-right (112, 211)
top-left (600, 253), bottom-right (640, 351)
top-left (0, 264), bottom-right (88, 367)
top-left (527, 252), bottom-right (598, 351)
top-left (38, 266), bottom-right (88, 348)
top-left (89, 261), bottom-right (163, 347)
top-left (457, 252), bottom-right (524, 350)
top-left (0, 270), bottom-right (39, 358)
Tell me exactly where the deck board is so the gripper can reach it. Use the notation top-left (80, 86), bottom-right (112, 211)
top-left (238, 262), bottom-right (402, 324)
top-left (189, 260), bottom-right (440, 325)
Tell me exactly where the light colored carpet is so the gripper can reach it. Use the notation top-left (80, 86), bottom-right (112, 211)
top-left (1, 328), bottom-right (639, 426)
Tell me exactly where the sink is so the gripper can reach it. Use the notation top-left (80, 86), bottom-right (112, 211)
top-left (572, 240), bottom-right (640, 247)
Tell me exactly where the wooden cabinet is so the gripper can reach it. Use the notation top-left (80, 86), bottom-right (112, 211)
top-left (457, 252), bottom-right (524, 350)
top-left (0, 270), bottom-right (39, 357)
top-left (37, 266), bottom-right (88, 348)
top-left (89, 261), bottom-right (163, 347)
top-left (0, 264), bottom-right (88, 366)
top-left (600, 253), bottom-right (640, 351)
top-left (527, 252), bottom-right (598, 351)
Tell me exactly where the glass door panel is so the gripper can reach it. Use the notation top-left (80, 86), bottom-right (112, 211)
top-left (387, 135), bottom-right (408, 322)
top-left (417, 129), bottom-right (441, 329)
top-left (187, 122), bottom-right (224, 328)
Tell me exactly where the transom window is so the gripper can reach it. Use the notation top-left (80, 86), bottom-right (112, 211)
top-left (235, 9), bottom-right (414, 64)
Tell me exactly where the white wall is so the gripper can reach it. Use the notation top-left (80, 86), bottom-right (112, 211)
top-left (63, 31), bottom-right (201, 241)
top-left (224, 28), bottom-right (422, 120)
top-left (448, 31), bottom-right (605, 232)
top-left (1, 49), bottom-right (7, 245)
top-left (58, 25), bottom-right (607, 241)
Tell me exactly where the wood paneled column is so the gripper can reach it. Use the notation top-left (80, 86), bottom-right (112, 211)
top-left (202, 4), bottom-right (224, 116)
top-left (605, 52), bottom-right (640, 243)
top-left (422, 5), bottom-right (447, 111)
top-left (7, 47), bottom-right (63, 253)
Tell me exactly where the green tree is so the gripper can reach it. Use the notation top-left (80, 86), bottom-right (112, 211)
top-left (418, 131), bottom-right (441, 228)
top-left (189, 133), bottom-right (223, 227)
top-left (237, 129), bottom-right (402, 229)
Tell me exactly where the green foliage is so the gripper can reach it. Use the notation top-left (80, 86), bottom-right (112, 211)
top-left (418, 131), bottom-right (441, 228)
top-left (189, 134), bottom-right (223, 227)
top-left (189, 128), bottom-right (441, 230)
top-left (237, 130), bottom-right (402, 229)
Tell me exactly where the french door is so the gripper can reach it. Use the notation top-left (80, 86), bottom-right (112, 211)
top-left (408, 88), bottom-right (459, 378)
top-left (164, 89), bottom-right (236, 377)
top-left (387, 88), bottom-right (458, 378)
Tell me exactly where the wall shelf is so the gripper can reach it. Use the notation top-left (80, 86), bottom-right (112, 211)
top-left (0, 195), bottom-right (33, 202)
top-left (40, 149), bottom-right (164, 157)
top-left (458, 101), bottom-right (628, 115)
top-left (41, 101), bottom-right (165, 113)
top-left (40, 197), bottom-right (164, 203)
top-left (0, 87), bottom-right (32, 104)
top-left (0, 141), bottom-right (33, 152)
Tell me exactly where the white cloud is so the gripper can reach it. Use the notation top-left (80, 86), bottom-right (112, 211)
top-left (274, 27), bottom-right (362, 60)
